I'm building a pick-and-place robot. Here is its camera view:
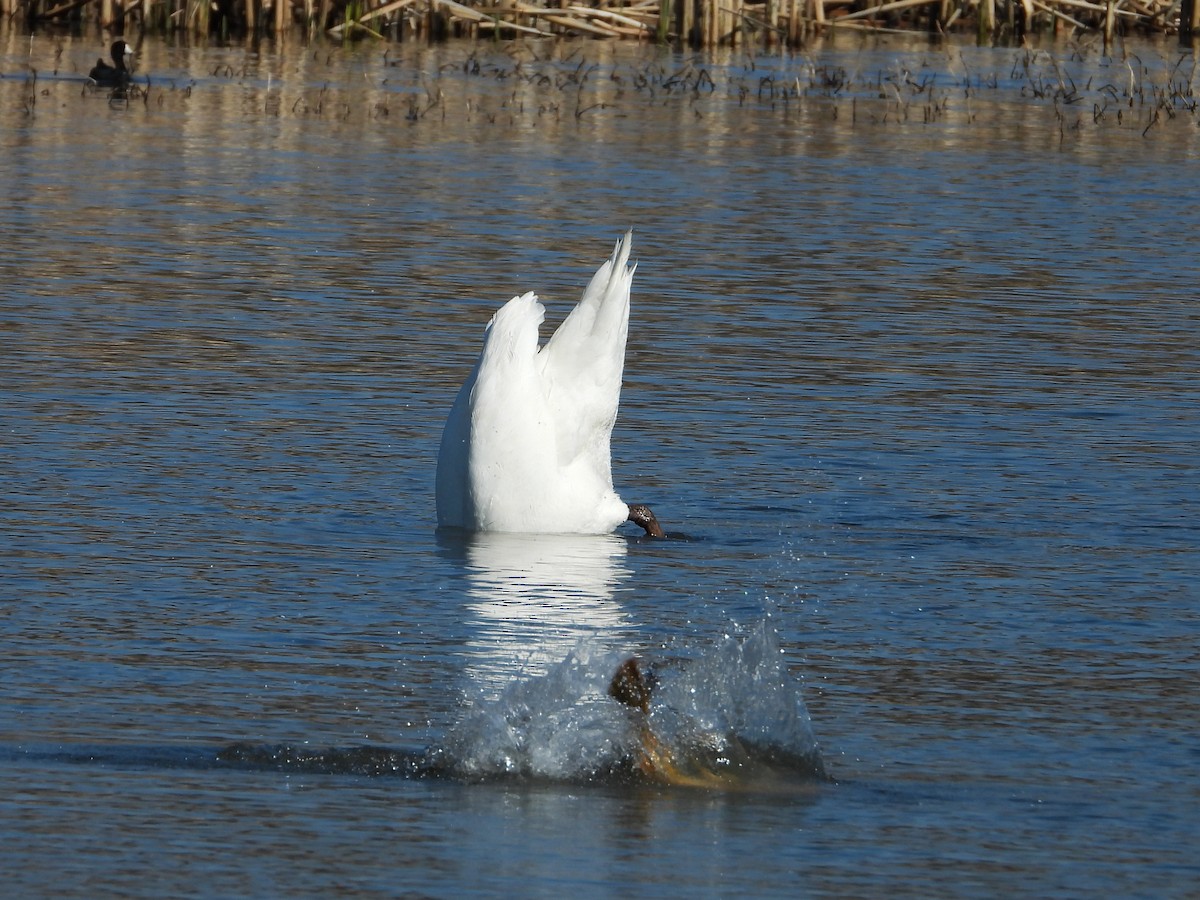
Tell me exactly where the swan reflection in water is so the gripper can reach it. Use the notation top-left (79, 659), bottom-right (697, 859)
top-left (457, 531), bottom-right (635, 701)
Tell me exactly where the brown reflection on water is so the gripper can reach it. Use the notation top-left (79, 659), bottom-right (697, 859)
top-left (5, 25), bottom-right (1199, 365)
top-left (6, 29), bottom-right (1200, 165)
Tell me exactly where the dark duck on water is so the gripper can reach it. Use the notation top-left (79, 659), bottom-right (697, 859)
top-left (89, 40), bottom-right (133, 87)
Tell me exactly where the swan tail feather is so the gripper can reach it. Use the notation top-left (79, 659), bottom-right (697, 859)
top-left (541, 231), bottom-right (633, 379)
top-left (481, 291), bottom-right (545, 366)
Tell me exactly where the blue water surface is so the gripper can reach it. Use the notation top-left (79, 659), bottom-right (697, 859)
top-left (2, 27), bottom-right (1198, 897)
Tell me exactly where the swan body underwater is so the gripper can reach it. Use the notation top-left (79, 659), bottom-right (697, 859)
top-left (88, 40), bottom-right (133, 87)
top-left (435, 231), bottom-right (664, 537)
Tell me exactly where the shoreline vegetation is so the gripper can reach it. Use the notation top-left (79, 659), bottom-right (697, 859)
top-left (5, 0), bottom-right (1200, 48)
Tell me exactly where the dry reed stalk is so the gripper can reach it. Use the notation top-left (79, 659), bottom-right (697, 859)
top-left (38, 0), bottom-right (93, 18)
top-left (15, 0), bottom-right (1189, 44)
top-left (558, 8), bottom-right (639, 34)
top-left (655, 0), bottom-right (670, 41)
top-left (1030, 0), bottom-right (1090, 25)
top-left (835, 0), bottom-right (955, 21)
top-left (510, 2), bottom-right (626, 34)
top-left (1121, 0), bottom-right (1165, 21)
top-left (568, 4), bottom-right (654, 33)
top-left (194, 0), bottom-right (211, 34)
top-left (329, 16), bottom-right (387, 34)
top-left (979, 0), bottom-right (996, 37)
top-left (441, 0), bottom-right (552, 34)
top-left (347, 0), bottom-right (420, 25)
top-left (1046, 0), bottom-right (1140, 18)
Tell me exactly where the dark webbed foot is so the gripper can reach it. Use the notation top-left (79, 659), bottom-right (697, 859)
top-left (627, 504), bottom-right (664, 538)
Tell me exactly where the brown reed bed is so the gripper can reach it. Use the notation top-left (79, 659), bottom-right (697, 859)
top-left (6, 0), bottom-right (1200, 47)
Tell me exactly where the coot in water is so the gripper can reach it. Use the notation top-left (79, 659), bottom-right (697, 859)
top-left (89, 40), bottom-right (133, 87)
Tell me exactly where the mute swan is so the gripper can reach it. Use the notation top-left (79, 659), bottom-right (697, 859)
top-left (436, 231), bottom-right (663, 537)
top-left (89, 41), bottom-right (133, 87)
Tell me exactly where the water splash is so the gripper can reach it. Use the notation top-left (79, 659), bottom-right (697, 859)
top-left (433, 620), bottom-right (826, 787)
top-left (436, 643), bottom-right (636, 781)
top-left (649, 620), bottom-right (826, 783)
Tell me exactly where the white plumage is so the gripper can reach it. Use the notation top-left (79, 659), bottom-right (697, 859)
top-left (435, 231), bottom-right (660, 536)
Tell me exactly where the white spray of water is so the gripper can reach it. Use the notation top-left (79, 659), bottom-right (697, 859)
top-left (436, 621), bottom-right (825, 785)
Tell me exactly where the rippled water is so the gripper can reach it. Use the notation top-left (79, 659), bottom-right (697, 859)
top-left (2, 25), bottom-right (1198, 897)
